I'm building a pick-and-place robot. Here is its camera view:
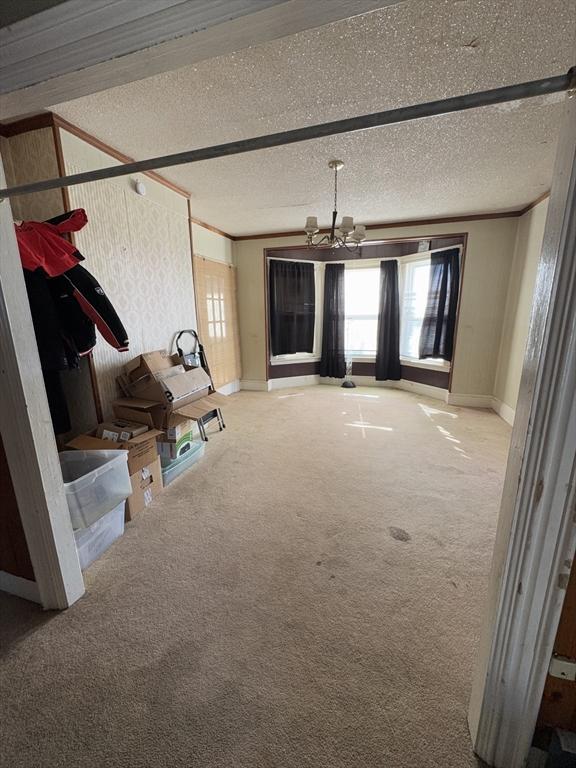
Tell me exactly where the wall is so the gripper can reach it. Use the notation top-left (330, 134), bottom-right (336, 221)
top-left (493, 199), bottom-right (548, 423)
top-left (235, 217), bottom-right (518, 396)
top-left (191, 222), bottom-right (234, 265)
top-left (59, 128), bottom-right (197, 418)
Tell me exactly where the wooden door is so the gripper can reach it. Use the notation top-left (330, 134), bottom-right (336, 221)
top-left (193, 256), bottom-right (241, 389)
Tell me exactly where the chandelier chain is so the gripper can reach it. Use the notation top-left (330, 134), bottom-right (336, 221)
top-left (333, 166), bottom-right (338, 212)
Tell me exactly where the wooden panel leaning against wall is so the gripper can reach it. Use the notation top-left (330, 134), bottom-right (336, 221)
top-left (193, 256), bottom-right (242, 389)
top-left (538, 561), bottom-right (576, 730)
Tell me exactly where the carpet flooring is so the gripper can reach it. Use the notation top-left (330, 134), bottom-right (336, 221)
top-left (0, 386), bottom-right (510, 768)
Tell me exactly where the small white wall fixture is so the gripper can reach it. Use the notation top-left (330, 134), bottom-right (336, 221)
top-left (470, 92), bottom-right (576, 767)
top-left (0, 159), bottom-right (85, 610)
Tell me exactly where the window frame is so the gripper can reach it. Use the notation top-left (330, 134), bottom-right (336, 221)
top-left (398, 251), bottom-right (452, 372)
top-left (268, 258), bottom-right (324, 365)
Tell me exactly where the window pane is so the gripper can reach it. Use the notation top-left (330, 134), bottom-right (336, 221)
top-left (345, 318), bottom-right (378, 355)
top-left (400, 258), bottom-right (430, 358)
top-left (344, 267), bottom-right (380, 357)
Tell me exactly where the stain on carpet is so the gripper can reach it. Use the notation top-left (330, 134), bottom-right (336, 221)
top-left (389, 526), bottom-right (411, 542)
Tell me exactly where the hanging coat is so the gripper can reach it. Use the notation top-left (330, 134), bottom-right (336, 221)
top-left (15, 209), bottom-right (129, 351)
top-left (16, 209), bottom-right (129, 434)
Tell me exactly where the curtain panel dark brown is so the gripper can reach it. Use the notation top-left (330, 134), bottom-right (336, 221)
top-left (319, 263), bottom-right (346, 378)
top-left (375, 260), bottom-right (401, 381)
top-left (419, 248), bottom-right (460, 361)
top-left (269, 259), bottom-right (315, 356)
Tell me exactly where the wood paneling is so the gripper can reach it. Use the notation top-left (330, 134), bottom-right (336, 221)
top-left (0, 436), bottom-right (34, 580)
top-left (193, 256), bottom-right (242, 388)
top-left (269, 361), bottom-right (320, 378)
top-left (267, 237), bottom-right (464, 262)
top-left (235, 211), bottom-right (523, 241)
top-left (538, 563), bottom-right (576, 730)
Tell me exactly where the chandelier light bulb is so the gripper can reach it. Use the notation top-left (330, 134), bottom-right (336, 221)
top-left (305, 216), bottom-right (319, 234)
top-left (340, 216), bottom-right (354, 234)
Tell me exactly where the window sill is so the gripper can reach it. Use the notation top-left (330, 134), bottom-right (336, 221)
top-left (270, 355), bottom-right (320, 366)
top-left (347, 356), bottom-right (450, 373)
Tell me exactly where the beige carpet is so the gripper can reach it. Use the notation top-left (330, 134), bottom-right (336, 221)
top-left (0, 386), bottom-right (510, 768)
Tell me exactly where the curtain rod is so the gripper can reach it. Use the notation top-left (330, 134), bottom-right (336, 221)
top-left (1, 67), bottom-right (574, 201)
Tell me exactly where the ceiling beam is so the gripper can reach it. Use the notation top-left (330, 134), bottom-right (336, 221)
top-left (0, 0), bottom-right (399, 121)
top-left (1, 69), bottom-right (573, 200)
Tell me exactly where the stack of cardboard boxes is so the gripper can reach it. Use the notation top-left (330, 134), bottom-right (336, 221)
top-left (66, 350), bottom-right (226, 521)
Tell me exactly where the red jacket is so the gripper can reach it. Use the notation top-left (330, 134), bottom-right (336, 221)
top-left (15, 208), bottom-right (88, 276)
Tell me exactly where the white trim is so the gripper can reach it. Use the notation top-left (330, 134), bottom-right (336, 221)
top-left (470, 94), bottom-right (576, 768)
top-left (491, 397), bottom-right (516, 427)
top-left (446, 392), bottom-right (493, 408)
top-left (320, 375), bottom-right (396, 388)
top-left (240, 379), bottom-right (271, 391)
top-left (268, 374), bottom-right (320, 390)
top-left (0, 161), bottom-right (85, 610)
top-left (217, 379), bottom-right (240, 395)
top-left (398, 379), bottom-right (447, 402)
top-left (0, 571), bottom-right (41, 604)
top-left (270, 355), bottom-right (321, 365)
top-left (400, 357), bottom-right (451, 372)
top-left (321, 375), bottom-right (448, 402)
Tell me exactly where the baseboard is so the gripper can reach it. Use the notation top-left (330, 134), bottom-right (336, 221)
top-left (445, 392), bottom-right (494, 408)
top-left (397, 379), bottom-right (448, 401)
top-left (319, 376), bottom-right (395, 388)
top-left (240, 379), bottom-right (270, 391)
top-left (0, 570), bottom-right (41, 604)
top-left (217, 379), bottom-right (240, 395)
top-left (492, 397), bottom-right (516, 426)
top-left (268, 374), bottom-right (320, 390)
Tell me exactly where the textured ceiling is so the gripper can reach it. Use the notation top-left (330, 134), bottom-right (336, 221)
top-left (52, 0), bottom-right (576, 236)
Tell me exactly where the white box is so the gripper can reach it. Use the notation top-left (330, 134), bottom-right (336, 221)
top-left (74, 501), bottom-right (125, 570)
top-left (60, 450), bottom-right (131, 529)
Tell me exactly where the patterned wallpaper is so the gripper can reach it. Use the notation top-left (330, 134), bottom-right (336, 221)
top-left (60, 129), bottom-right (196, 419)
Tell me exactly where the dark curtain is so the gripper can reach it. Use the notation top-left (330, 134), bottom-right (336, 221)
top-left (269, 260), bottom-right (315, 355)
top-left (319, 263), bottom-right (346, 378)
top-left (419, 248), bottom-right (460, 361)
top-left (375, 260), bottom-right (401, 381)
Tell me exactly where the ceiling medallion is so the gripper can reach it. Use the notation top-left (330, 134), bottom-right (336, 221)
top-left (304, 160), bottom-right (366, 251)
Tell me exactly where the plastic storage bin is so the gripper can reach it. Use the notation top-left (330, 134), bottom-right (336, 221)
top-left (161, 441), bottom-right (205, 486)
top-left (74, 501), bottom-right (125, 570)
top-left (59, 450), bottom-right (131, 529)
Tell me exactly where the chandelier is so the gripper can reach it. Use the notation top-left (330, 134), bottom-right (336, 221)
top-left (304, 160), bottom-right (366, 251)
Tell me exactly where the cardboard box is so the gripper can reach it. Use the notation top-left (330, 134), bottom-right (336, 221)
top-left (67, 427), bottom-right (162, 475)
top-left (122, 351), bottom-right (211, 409)
top-left (112, 398), bottom-right (192, 432)
top-left (157, 431), bottom-right (196, 464)
top-left (163, 418), bottom-right (194, 443)
top-left (95, 419), bottom-right (149, 442)
top-left (125, 457), bottom-right (163, 521)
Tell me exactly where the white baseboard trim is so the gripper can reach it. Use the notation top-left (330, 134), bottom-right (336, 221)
top-left (0, 570), bottom-right (41, 604)
top-left (268, 374), bottom-right (320, 390)
top-left (217, 379), bottom-right (240, 395)
top-left (491, 397), bottom-right (516, 426)
top-left (446, 392), bottom-right (494, 408)
top-left (320, 376), bottom-right (395, 388)
top-left (240, 379), bottom-right (270, 391)
top-left (397, 379), bottom-right (448, 401)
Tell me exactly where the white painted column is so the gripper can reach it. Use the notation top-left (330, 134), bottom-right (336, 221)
top-left (0, 160), bottom-right (84, 609)
top-left (469, 92), bottom-right (576, 766)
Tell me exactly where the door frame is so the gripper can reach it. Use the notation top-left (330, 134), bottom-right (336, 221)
top-left (469, 92), bottom-right (576, 767)
top-left (0, 159), bottom-right (85, 609)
